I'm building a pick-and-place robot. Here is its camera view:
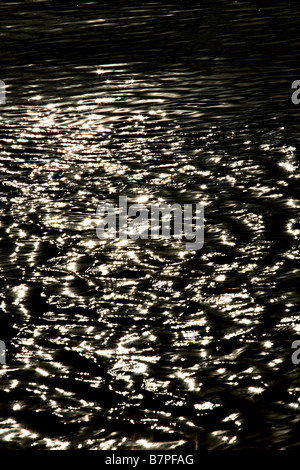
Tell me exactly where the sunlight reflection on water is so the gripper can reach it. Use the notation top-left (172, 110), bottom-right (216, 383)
top-left (0, 0), bottom-right (300, 450)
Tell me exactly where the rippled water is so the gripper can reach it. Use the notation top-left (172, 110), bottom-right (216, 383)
top-left (1, 0), bottom-right (300, 450)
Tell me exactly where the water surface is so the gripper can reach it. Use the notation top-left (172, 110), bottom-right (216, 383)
top-left (0, 0), bottom-right (300, 450)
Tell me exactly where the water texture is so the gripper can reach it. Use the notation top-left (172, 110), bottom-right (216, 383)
top-left (0, 0), bottom-right (300, 450)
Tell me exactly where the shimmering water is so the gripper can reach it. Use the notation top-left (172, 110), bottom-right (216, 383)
top-left (0, 0), bottom-right (300, 450)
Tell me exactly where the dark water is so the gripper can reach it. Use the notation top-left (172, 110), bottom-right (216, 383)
top-left (0, 0), bottom-right (300, 450)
